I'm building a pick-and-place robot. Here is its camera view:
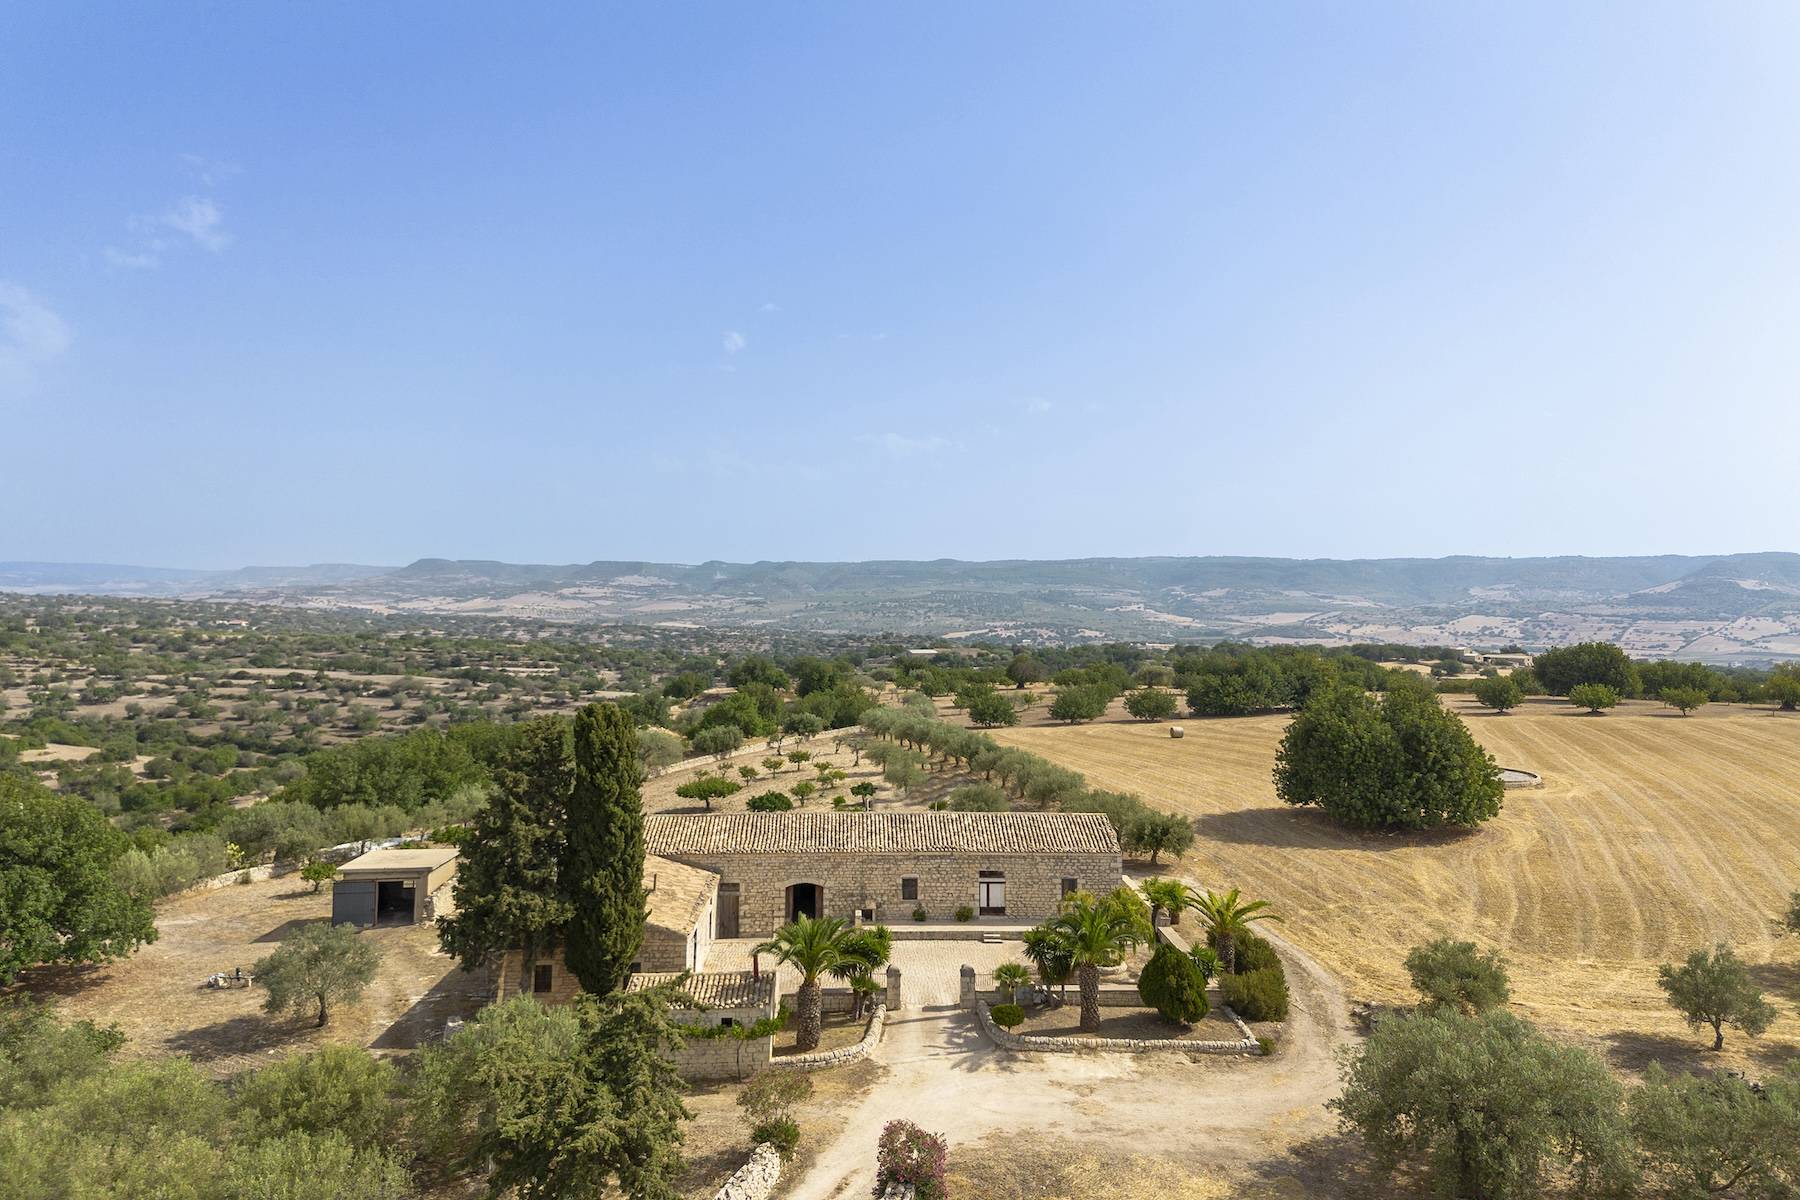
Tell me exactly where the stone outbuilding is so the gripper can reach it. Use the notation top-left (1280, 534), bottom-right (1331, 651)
top-left (495, 854), bottom-right (721, 1004)
top-left (625, 969), bottom-right (778, 1080)
top-left (329, 847), bottom-right (458, 926)
top-left (646, 810), bottom-right (1122, 936)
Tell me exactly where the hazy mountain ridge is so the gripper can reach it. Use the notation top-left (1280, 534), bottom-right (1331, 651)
top-left (7, 553), bottom-right (1800, 659)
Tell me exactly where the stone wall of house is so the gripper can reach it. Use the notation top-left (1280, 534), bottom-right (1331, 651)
top-left (711, 1142), bottom-right (782, 1200)
top-left (494, 948), bottom-right (585, 1005)
top-left (641, 886), bottom-right (717, 972)
top-left (673, 1032), bottom-right (773, 1080)
top-left (655, 850), bottom-right (1119, 935)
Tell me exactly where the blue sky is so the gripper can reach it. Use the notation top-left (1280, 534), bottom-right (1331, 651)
top-left (5, 3), bottom-right (1799, 569)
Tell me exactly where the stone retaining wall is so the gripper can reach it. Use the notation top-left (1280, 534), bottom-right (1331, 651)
top-left (974, 999), bottom-right (1257, 1055)
top-left (711, 1142), bottom-right (782, 1200)
top-left (768, 1004), bottom-right (886, 1071)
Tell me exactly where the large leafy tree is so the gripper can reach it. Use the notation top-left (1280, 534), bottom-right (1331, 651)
top-left (754, 916), bottom-right (889, 1050)
top-left (1333, 1009), bottom-right (1632, 1200)
top-left (1039, 892), bottom-right (1145, 1032)
top-left (562, 703), bottom-right (647, 995)
top-left (1274, 680), bottom-right (1503, 830)
top-left (0, 775), bottom-right (156, 983)
top-left (1531, 641), bottom-right (1639, 697)
top-left (1656, 944), bottom-right (1777, 1051)
top-left (413, 989), bottom-right (690, 1200)
top-left (439, 717), bottom-right (575, 995)
top-left (1629, 1061), bottom-right (1799, 1199)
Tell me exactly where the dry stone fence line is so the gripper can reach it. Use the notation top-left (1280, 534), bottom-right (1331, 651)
top-left (709, 1142), bottom-right (782, 1200)
top-left (767, 1004), bottom-right (887, 1071)
top-left (973, 997), bottom-right (1257, 1054)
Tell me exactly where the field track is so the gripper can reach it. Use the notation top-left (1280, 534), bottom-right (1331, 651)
top-left (995, 697), bottom-right (1800, 1070)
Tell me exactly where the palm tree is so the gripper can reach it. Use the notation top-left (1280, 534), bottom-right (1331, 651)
top-left (754, 916), bottom-right (889, 1051)
top-left (1140, 877), bottom-right (1193, 928)
top-left (1021, 928), bottom-right (1074, 1003)
top-left (1187, 888), bottom-right (1282, 975)
top-left (1042, 894), bottom-right (1145, 1032)
top-left (832, 924), bottom-right (892, 1019)
top-left (993, 961), bottom-right (1033, 1004)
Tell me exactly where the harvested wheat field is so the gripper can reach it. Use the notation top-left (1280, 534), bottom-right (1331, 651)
top-left (995, 698), bottom-right (1800, 1073)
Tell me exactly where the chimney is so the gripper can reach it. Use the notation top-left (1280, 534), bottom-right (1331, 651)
top-left (650, 871), bottom-right (658, 892)
top-left (752, 953), bottom-right (760, 980)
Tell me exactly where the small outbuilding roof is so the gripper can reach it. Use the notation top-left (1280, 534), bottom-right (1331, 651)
top-left (336, 847), bottom-right (458, 876)
top-left (645, 854), bottom-right (719, 936)
top-left (646, 811), bottom-right (1120, 857)
top-left (626, 969), bottom-right (776, 1010)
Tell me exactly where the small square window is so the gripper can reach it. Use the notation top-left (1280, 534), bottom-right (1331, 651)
top-left (719, 1016), bottom-right (737, 1028)
top-left (900, 877), bottom-right (919, 901)
top-left (1061, 877), bottom-right (1078, 897)
top-left (532, 964), bottom-right (553, 994)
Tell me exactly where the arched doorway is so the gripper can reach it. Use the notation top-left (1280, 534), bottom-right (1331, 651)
top-left (785, 882), bottom-right (822, 922)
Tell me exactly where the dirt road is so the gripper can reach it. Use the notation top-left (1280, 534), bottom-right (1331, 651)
top-left (784, 926), bottom-right (1350, 1198)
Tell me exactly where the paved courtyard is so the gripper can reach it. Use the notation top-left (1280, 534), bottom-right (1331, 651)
top-left (705, 936), bottom-right (1024, 1005)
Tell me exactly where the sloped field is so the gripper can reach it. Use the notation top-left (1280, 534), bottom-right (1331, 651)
top-left (995, 698), bottom-right (1800, 1069)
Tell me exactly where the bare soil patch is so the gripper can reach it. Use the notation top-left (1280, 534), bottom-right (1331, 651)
top-left (774, 1010), bottom-right (868, 1056)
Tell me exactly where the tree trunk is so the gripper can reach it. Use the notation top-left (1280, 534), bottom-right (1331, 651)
top-left (316, 994), bottom-right (329, 1027)
top-left (1712, 1021), bottom-right (1725, 1051)
top-left (518, 942), bottom-right (539, 998)
top-left (796, 980), bottom-right (823, 1052)
top-left (1078, 965), bottom-right (1100, 1032)
top-left (1219, 932), bottom-right (1236, 975)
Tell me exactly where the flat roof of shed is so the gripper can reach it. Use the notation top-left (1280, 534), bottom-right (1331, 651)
top-left (337, 847), bottom-right (459, 876)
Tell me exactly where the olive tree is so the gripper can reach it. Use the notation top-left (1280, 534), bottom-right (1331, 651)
top-left (1656, 944), bottom-right (1777, 1050)
top-left (254, 922), bottom-right (381, 1027)
top-left (1403, 938), bottom-right (1510, 1014)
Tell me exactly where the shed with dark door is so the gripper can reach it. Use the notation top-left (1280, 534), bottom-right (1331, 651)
top-left (330, 847), bottom-right (459, 926)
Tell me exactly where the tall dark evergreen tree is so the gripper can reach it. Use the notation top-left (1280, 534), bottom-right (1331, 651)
top-left (562, 703), bottom-right (647, 995)
top-left (438, 718), bottom-right (574, 995)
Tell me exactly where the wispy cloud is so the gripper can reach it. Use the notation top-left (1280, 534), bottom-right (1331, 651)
top-left (758, 302), bottom-right (780, 314)
top-left (856, 431), bottom-right (958, 459)
top-left (156, 196), bottom-right (231, 252)
top-left (0, 282), bottom-right (72, 389)
top-left (722, 330), bottom-right (747, 354)
top-left (1023, 397), bottom-right (1054, 414)
top-left (181, 153), bottom-right (241, 188)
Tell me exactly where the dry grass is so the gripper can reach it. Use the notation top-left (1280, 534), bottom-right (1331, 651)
top-left (11, 875), bottom-right (489, 1077)
top-left (994, 697), bottom-right (1800, 1073)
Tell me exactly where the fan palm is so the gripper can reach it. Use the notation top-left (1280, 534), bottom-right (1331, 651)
top-left (1042, 893), bottom-right (1145, 1031)
top-left (1021, 928), bottom-right (1074, 1002)
top-left (992, 961), bottom-right (1033, 1004)
top-left (754, 916), bottom-right (890, 1050)
top-left (1186, 888), bottom-right (1282, 975)
top-left (1140, 877), bottom-right (1194, 928)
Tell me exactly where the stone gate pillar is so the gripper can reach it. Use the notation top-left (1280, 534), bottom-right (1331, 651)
top-left (959, 964), bottom-right (975, 1010)
top-left (885, 964), bottom-right (903, 1012)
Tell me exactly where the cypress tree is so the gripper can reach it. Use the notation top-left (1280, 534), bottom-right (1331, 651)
top-left (562, 702), bottom-right (647, 994)
top-left (437, 717), bottom-right (574, 995)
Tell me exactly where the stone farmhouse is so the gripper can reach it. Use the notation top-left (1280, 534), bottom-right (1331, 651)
top-left (495, 810), bottom-right (1122, 1006)
top-left (646, 810), bottom-right (1122, 936)
top-left (624, 969), bottom-right (778, 1080)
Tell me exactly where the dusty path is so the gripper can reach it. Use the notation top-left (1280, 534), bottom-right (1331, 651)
top-left (784, 927), bottom-right (1350, 1198)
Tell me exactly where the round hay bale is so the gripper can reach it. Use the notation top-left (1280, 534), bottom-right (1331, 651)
top-left (1169, 726), bottom-right (1184, 739)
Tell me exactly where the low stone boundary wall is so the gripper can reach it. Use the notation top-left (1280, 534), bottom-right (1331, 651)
top-left (1499, 767), bottom-right (1543, 789)
top-left (768, 1004), bottom-right (886, 1071)
top-left (974, 999), bottom-right (1257, 1055)
top-left (877, 1185), bottom-right (917, 1200)
top-left (711, 1142), bottom-right (782, 1200)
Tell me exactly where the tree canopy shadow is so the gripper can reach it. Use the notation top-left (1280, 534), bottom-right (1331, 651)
top-left (370, 962), bottom-right (491, 1050)
top-left (256, 917), bottom-right (328, 944)
top-left (165, 1013), bottom-right (308, 1064)
top-left (1602, 1029), bottom-right (1717, 1074)
top-left (1239, 1129), bottom-right (1413, 1199)
top-left (1191, 807), bottom-right (1483, 852)
top-left (1747, 960), bottom-right (1800, 1002)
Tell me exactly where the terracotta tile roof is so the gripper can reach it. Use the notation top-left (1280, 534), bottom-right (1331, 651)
top-left (645, 811), bottom-right (1120, 857)
top-left (626, 969), bottom-right (775, 1010)
top-left (645, 855), bottom-right (718, 936)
